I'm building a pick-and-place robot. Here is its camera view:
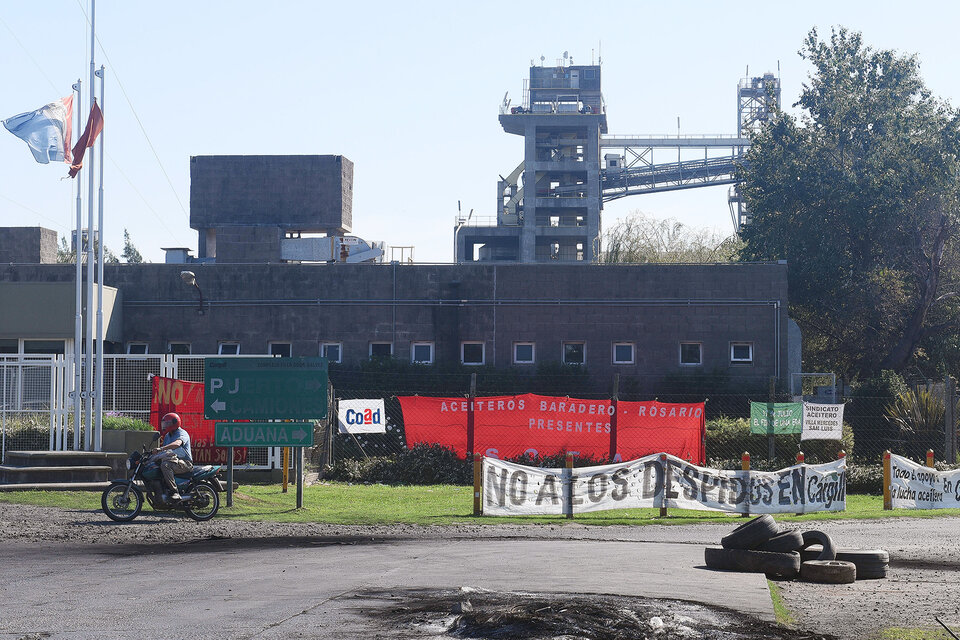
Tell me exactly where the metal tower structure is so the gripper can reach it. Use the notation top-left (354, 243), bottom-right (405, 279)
top-left (454, 61), bottom-right (780, 263)
top-left (728, 72), bottom-right (781, 231)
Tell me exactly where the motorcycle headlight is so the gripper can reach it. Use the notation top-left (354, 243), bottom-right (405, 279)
top-left (125, 459), bottom-right (131, 470)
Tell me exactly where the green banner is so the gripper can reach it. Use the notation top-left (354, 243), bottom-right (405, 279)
top-left (750, 402), bottom-right (803, 434)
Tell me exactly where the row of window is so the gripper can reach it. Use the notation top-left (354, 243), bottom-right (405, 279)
top-left (128, 340), bottom-right (755, 366)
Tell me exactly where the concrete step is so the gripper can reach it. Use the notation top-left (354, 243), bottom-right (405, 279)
top-left (4, 451), bottom-right (127, 476)
top-left (0, 465), bottom-right (113, 484)
top-left (0, 481), bottom-right (111, 492)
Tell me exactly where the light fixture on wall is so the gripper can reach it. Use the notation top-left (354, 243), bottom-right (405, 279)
top-left (180, 270), bottom-right (205, 315)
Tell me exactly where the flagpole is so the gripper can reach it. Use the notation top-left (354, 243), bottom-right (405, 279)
top-left (72, 79), bottom-right (83, 451)
top-left (84, 0), bottom-right (97, 450)
top-left (95, 64), bottom-right (105, 452)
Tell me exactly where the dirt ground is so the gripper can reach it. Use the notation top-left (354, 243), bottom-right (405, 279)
top-left (1, 501), bottom-right (959, 639)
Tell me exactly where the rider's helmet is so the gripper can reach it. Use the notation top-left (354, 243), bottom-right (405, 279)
top-left (159, 412), bottom-right (182, 437)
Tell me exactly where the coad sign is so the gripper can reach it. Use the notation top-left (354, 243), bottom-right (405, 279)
top-left (338, 399), bottom-right (387, 434)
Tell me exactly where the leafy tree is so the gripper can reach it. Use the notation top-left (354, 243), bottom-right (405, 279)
top-left (602, 211), bottom-right (742, 264)
top-left (739, 27), bottom-right (960, 379)
top-left (121, 228), bottom-right (144, 264)
top-left (56, 234), bottom-right (119, 264)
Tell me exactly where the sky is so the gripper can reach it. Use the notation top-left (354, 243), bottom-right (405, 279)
top-left (2, 1), bottom-right (959, 264)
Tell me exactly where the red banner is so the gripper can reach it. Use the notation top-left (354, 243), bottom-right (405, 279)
top-left (150, 376), bottom-right (247, 465)
top-left (399, 393), bottom-right (705, 464)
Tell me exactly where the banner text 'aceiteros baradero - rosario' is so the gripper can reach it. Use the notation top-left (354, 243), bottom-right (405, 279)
top-left (400, 394), bottom-right (705, 464)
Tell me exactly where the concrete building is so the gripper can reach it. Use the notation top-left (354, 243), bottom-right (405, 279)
top-left (1, 227), bottom-right (792, 391)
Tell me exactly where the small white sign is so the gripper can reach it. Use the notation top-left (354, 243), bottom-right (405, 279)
top-left (338, 399), bottom-right (386, 434)
top-left (801, 402), bottom-right (844, 441)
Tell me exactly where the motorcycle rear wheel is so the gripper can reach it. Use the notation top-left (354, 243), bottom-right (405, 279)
top-left (101, 484), bottom-right (144, 522)
top-left (184, 483), bottom-right (220, 521)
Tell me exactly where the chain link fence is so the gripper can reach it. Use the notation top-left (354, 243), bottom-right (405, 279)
top-left (4, 358), bottom-right (957, 472)
top-left (327, 370), bottom-right (960, 470)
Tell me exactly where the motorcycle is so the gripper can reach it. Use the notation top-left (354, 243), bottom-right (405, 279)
top-left (101, 434), bottom-right (226, 522)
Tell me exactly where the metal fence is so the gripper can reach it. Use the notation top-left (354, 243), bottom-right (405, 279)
top-left (0, 355), bottom-right (335, 470)
top-left (4, 359), bottom-right (957, 471)
top-left (327, 371), bottom-right (960, 470)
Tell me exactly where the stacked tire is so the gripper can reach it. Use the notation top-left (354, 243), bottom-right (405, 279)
top-left (704, 515), bottom-right (886, 584)
top-left (705, 515), bottom-right (801, 579)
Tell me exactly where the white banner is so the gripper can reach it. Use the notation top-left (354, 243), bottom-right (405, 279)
top-left (889, 453), bottom-right (960, 509)
top-left (337, 399), bottom-right (386, 434)
top-left (666, 457), bottom-right (846, 514)
top-left (801, 402), bottom-right (844, 440)
top-left (482, 454), bottom-right (846, 516)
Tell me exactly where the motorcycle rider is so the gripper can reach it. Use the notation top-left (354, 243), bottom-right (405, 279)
top-left (155, 412), bottom-right (193, 502)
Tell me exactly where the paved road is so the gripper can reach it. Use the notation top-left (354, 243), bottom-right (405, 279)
top-left (0, 536), bottom-right (771, 639)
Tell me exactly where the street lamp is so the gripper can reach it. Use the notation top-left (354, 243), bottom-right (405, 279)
top-left (180, 270), bottom-right (204, 315)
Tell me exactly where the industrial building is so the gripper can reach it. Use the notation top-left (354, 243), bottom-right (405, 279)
top-left (0, 60), bottom-right (795, 392)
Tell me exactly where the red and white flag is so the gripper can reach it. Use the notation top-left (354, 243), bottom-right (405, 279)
top-left (68, 101), bottom-right (104, 178)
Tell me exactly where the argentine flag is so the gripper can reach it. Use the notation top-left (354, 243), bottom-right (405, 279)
top-left (2, 95), bottom-right (74, 164)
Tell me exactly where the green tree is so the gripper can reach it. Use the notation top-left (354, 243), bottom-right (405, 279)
top-left (739, 27), bottom-right (960, 379)
top-left (602, 211), bottom-right (742, 264)
top-left (56, 234), bottom-right (119, 264)
top-left (121, 228), bottom-right (144, 264)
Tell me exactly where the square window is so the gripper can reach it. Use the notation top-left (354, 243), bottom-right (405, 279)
top-left (513, 342), bottom-right (535, 364)
top-left (731, 342), bottom-right (754, 364)
top-left (563, 342), bottom-right (585, 365)
top-left (168, 342), bottom-right (191, 355)
top-left (680, 342), bottom-right (702, 366)
top-left (612, 342), bottom-right (634, 365)
top-left (218, 342), bottom-right (240, 355)
top-left (369, 342), bottom-right (392, 359)
top-left (411, 342), bottom-right (434, 364)
top-left (269, 342), bottom-right (291, 358)
top-left (126, 342), bottom-right (148, 355)
top-left (321, 342), bottom-right (342, 363)
top-left (461, 342), bottom-right (485, 365)
top-left (0, 339), bottom-right (18, 354)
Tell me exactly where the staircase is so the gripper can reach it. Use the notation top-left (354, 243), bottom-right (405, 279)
top-left (0, 450), bottom-right (127, 491)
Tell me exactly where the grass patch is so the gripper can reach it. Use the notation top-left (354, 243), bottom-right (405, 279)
top-left (876, 628), bottom-right (954, 640)
top-left (3, 486), bottom-right (960, 525)
top-left (766, 580), bottom-right (795, 627)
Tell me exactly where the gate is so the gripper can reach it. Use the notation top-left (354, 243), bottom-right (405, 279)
top-left (0, 354), bottom-right (332, 471)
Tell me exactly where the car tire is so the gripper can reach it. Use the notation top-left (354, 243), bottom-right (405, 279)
top-left (800, 560), bottom-right (857, 584)
top-left (835, 549), bottom-right (889, 580)
top-left (720, 515), bottom-right (779, 550)
top-left (800, 530), bottom-right (837, 560)
top-left (758, 530), bottom-right (804, 553)
top-left (705, 547), bottom-right (801, 578)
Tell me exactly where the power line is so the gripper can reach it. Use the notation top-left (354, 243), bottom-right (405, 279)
top-left (74, 0), bottom-right (190, 222)
top-left (0, 193), bottom-right (71, 234)
top-left (0, 15), bottom-right (62, 96)
top-left (105, 152), bottom-right (187, 245)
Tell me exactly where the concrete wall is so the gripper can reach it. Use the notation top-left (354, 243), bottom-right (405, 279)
top-left (189, 155), bottom-right (353, 235)
top-left (0, 227), bottom-right (57, 264)
top-left (0, 262), bottom-right (788, 388)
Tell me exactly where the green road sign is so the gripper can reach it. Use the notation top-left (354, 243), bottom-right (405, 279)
top-left (215, 422), bottom-right (314, 447)
top-left (203, 357), bottom-right (328, 420)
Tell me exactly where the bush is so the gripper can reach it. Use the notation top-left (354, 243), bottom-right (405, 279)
top-left (102, 415), bottom-right (153, 431)
top-left (705, 416), bottom-right (854, 468)
top-left (2, 426), bottom-right (75, 452)
top-left (846, 371), bottom-right (908, 459)
top-left (324, 444), bottom-right (472, 485)
top-left (845, 464), bottom-right (883, 494)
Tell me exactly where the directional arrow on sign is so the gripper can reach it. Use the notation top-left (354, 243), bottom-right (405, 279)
top-left (211, 400), bottom-right (226, 413)
top-left (292, 428), bottom-right (307, 440)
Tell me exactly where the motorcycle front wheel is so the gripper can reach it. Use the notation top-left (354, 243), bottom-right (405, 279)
top-left (184, 483), bottom-right (220, 521)
top-left (101, 483), bottom-right (144, 522)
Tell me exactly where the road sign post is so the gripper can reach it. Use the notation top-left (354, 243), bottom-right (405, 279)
top-left (204, 357), bottom-right (328, 421)
top-left (206, 357), bottom-right (326, 509)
